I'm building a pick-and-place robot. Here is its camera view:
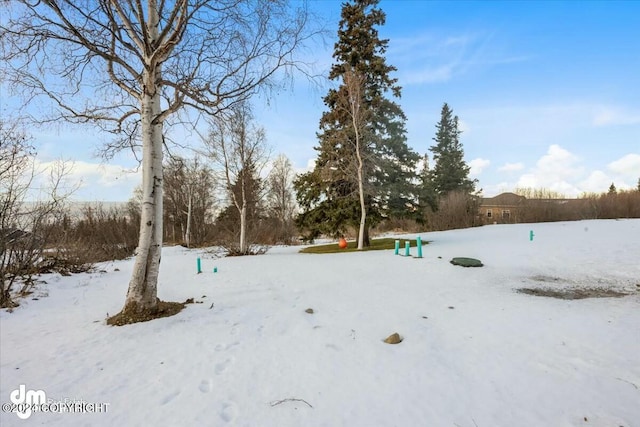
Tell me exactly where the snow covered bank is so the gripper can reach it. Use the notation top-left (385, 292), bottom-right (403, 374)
top-left (1, 219), bottom-right (639, 426)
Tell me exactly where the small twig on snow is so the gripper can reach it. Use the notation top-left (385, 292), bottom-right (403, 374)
top-left (270, 398), bottom-right (313, 408)
top-left (615, 377), bottom-right (639, 390)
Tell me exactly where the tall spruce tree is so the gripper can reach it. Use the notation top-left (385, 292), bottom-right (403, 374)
top-left (294, 0), bottom-right (418, 244)
top-left (418, 153), bottom-right (439, 212)
top-left (428, 103), bottom-right (476, 196)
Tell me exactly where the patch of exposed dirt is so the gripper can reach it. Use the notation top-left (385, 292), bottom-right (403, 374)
top-left (529, 275), bottom-right (563, 283)
top-left (107, 299), bottom-right (193, 326)
top-left (517, 287), bottom-right (631, 300)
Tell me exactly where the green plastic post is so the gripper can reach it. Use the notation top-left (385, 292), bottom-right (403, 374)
top-left (197, 257), bottom-right (202, 274)
top-left (529, 230), bottom-right (534, 241)
top-left (405, 241), bottom-right (410, 257)
top-left (416, 236), bottom-right (423, 258)
top-left (213, 267), bottom-right (218, 273)
top-left (394, 240), bottom-right (400, 255)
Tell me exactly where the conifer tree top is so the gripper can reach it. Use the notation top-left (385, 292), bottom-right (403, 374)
top-left (329, 0), bottom-right (401, 99)
top-left (428, 103), bottom-right (476, 196)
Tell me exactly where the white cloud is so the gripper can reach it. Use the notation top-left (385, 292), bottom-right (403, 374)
top-left (468, 158), bottom-right (490, 177)
top-left (579, 171), bottom-right (612, 194)
top-left (32, 159), bottom-right (141, 201)
top-left (457, 119), bottom-right (471, 134)
top-left (403, 65), bottom-right (454, 85)
top-left (393, 30), bottom-right (530, 86)
top-left (391, 32), bottom-right (476, 85)
top-left (305, 158), bottom-right (316, 171)
top-left (513, 145), bottom-right (583, 196)
top-left (592, 107), bottom-right (640, 127)
top-left (498, 162), bottom-right (524, 172)
top-left (486, 147), bottom-right (638, 197)
top-left (536, 144), bottom-right (580, 172)
top-left (607, 153), bottom-right (640, 177)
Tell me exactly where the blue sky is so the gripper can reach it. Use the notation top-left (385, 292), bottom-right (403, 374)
top-left (7, 0), bottom-right (640, 201)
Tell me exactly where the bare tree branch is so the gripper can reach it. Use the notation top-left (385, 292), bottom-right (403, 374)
top-left (1, 0), bottom-right (321, 316)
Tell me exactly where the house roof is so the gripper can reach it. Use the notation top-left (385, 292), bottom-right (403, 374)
top-left (480, 192), bottom-right (526, 206)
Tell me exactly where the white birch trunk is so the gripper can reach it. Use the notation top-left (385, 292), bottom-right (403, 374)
top-left (356, 131), bottom-right (366, 251)
top-left (185, 186), bottom-right (192, 248)
top-left (239, 204), bottom-right (247, 254)
top-left (351, 85), bottom-right (366, 251)
top-left (343, 68), bottom-right (367, 250)
top-left (123, 6), bottom-right (163, 312)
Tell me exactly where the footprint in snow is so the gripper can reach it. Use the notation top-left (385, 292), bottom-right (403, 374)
top-left (219, 401), bottom-right (238, 423)
top-left (230, 323), bottom-right (240, 335)
top-left (160, 390), bottom-right (180, 405)
top-left (198, 379), bottom-right (212, 393)
top-left (214, 341), bottom-right (240, 352)
top-left (215, 357), bottom-right (235, 375)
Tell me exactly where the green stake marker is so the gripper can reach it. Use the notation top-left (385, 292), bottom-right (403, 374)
top-left (197, 257), bottom-right (202, 274)
top-left (529, 230), bottom-right (534, 241)
top-left (405, 241), bottom-right (410, 257)
top-left (394, 240), bottom-right (400, 255)
top-left (213, 267), bottom-right (218, 273)
top-left (416, 236), bottom-right (423, 258)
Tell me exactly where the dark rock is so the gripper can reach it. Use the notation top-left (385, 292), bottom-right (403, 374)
top-left (450, 257), bottom-right (483, 267)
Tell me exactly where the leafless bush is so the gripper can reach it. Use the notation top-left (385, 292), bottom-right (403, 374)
top-left (212, 206), bottom-right (269, 255)
top-left (592, 190), bottom-right (640, 219)
top-left (45, 203), bottom-right (139, 266)
top-left (425, 191), bottom-right (480, 231)
top-left (213, 218), bottom-right (270, 255)
top-left (514, 187), bottom-right (640, 223)
top-left (514, 188), bottom-right (572, 223)
top-left (374, 218), bottom-right (422, 234)
top-left (255, 217), bottom-right (300, 245)
top-left (1, 120), bottom-right (74, 307)
top-left (163, 156), bottom-right (216, 247)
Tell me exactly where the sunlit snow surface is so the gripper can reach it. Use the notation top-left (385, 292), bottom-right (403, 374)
top-left (1, 219), bottom-right (639, 427)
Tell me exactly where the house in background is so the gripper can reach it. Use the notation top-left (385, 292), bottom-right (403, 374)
top-left (479, 192), bottom-right (526, 224)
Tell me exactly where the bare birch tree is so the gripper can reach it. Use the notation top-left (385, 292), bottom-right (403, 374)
top-left (164, 156), bottom-right (214, 247)
top-left (1, 1), bottom-right (315, 318)
top-left (205, 103), bottom-right (267, 254)
top-left (266, 154), bottom-right (297, 244)
top-left (338, 67), bottom-right (370, 250)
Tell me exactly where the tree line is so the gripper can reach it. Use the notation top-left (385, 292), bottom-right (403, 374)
top-left (2, 0), bottom-right (637, 320)
top-left (1, 0), bottom-right (316, 320)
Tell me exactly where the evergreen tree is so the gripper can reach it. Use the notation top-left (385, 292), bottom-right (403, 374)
top-left (608, 182), bottom-right (617, 195)
top-left (294, 0), bottom-right (418, 244)
top-left (418, 153), bottom-right (438, 212)
top-left (428, 103), bottom-right (476, 196)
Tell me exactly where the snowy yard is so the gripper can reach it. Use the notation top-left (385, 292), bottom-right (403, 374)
top-left (1, 219), bottom-right (639, 427)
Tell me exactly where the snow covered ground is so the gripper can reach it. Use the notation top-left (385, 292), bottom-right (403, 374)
top-left (1, 219), bottom-right (639, 427)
